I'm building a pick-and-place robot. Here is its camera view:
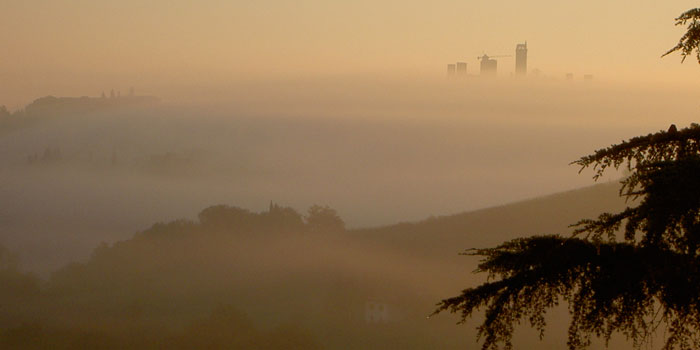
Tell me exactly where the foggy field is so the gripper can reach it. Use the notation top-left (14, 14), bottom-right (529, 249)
top-left (0, 78), bottom-right (696, 349)
top-left (1, 80), bottom-right (697, 272)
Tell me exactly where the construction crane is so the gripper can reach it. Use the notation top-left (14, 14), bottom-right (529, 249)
top-left (477, 54), bottom-right (512, 60)
top-left (477, 54), bottom-right (511, 77)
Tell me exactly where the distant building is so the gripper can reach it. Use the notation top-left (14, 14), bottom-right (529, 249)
top-left (479, 55), bottom-right (497, 77)
top-left (566, 73), bottom-right (574, 81)
top-left (584, 74), bottom-right (594, 81)
top-left (365, 301), bottom-right (389, 323)
top-left (22, 94), bottom-right (159, 118)
top-left (447, 64), bottom-right (456, 77)
top-left (515, 42), bottom-right (527, 77)
top-left (456, 62), bottom-right (467, 76)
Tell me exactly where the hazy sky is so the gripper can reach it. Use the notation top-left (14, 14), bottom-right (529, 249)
top-left (2, 1), bottom-right (700, 107)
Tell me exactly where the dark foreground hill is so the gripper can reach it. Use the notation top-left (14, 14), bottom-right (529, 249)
top-left (0, 181), bottom-right (629, 349)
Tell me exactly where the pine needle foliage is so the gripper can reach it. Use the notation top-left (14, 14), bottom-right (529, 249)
top-left (663, 8), bottom-right (700, 63)
top-left (434, 124), bottom-right (700, 350)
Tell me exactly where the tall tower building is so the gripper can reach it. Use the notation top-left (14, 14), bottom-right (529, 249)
top-left (447, 64), bottom-right (456, 77)
top-left (515, 42), bottom-right (528, 76)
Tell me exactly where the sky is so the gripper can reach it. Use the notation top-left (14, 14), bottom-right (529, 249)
top-left (2, 0), bottom-right (700, 108)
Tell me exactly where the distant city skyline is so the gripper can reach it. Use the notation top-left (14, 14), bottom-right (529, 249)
top-left (1, 1), bottom-right (699, 107)
top-left (447, 41), bottom-right (598, 80)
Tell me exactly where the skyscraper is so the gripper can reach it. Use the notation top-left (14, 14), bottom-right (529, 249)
top-left (515, 42), bottom-right (527, 76)
top-left (447, 64), bottom-right (456, 77)
top-left (456, 62), bottom-right (467, 76)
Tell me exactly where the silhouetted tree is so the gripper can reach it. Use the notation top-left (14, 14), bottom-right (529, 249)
top-left (0, 244), bottom-right (40, 305)
top-left (664, 8), bottom-right (700, 63)
top-left (265, 202), bottom-right (305, 232)
top-left (434, 125), bottom-right (700, 350)
top-left (0, 106), bottom-right (10, 119)
top-left (305, 205), bottom-right (345, 233)
top-left (198, 205), bottom-right (257, 232)
top-left (434, 10), bottom-right (700, 349)
top-left (196, 203), bottom-right (305, 234)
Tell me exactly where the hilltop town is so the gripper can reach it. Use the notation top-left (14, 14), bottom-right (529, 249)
top-left (2, 90), bottom-right (158, 117)
top-left (0, 90), bottom-right (159, 133)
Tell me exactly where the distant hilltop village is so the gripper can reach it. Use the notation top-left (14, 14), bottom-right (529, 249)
top-left (21, 89), bottom-right (159, 116)
top-left (447, 42), bottom-right (593, 81)
top-left (0, 88), bottom-right (159, 119)
top-left (0, 89), bottom-right (159, 134)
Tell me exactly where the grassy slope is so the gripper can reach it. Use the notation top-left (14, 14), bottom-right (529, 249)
top-left (2, 181), bottom-right (632, 349)
top-left (355, 181), bottom-right (625, 257)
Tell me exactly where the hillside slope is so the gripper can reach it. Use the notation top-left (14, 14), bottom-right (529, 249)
top-left (355, 181), bottom-right (626, 258)
top-left (0, 181), bottom-right (632, 349)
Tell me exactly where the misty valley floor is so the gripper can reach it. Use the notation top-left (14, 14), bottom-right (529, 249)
top-left (0, 83), bottom-right (692, 349)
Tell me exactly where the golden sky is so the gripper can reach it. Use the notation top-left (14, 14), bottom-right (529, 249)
top-left (2, 0), bottom-right (699, 107)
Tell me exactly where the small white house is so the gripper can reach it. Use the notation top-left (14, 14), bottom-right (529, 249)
top-left (365, 301), bottom-right (389, 323)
